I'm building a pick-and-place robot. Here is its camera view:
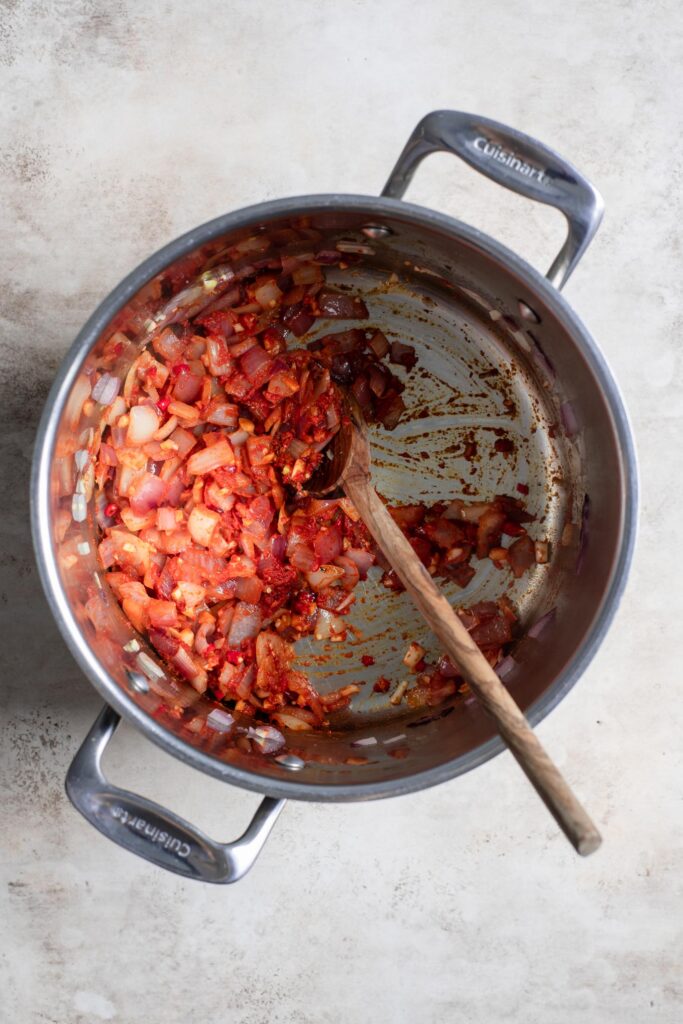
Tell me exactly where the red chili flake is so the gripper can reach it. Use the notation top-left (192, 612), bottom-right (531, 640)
top-left (224, 649), bottom-right (243, 665)
top-left (157, 394), bottom-right (171, 412)
top-left (171, 362), bottom-right (190, 376)
top-left (104, 502), bottom-right (118, 518)
top-left (113, 341), bottom-right (124, 356)
top-left (373, 676), bottom-right (391, 693)
top-left (516, 483), bottom-right (529, 495)
top-left (415, 658), bottom-right (426, 672)
top-left (361, 654), bottom-right (375, 667)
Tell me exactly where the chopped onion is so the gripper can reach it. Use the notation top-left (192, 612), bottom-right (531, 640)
top-left (351, 736), bottom-right (378, 747)
top-left (156, 507), bottom-right (177, 531)
top-left (72, 492), bottom-right (87, 522)
top-left (187, 438), bottom-right (235, 475)
top-left (496, 654), bottom-right (517, 680)
top-left (254, 277), bottom-right (283, 309)
top-left (368, 330), bottom-right (389, 358)
top-left (127, 405), bottom-right (160, 445)
top-left (345, 547), bottom-right (374, 579)
top-left (560, 401), bottom-right (579, 438)
top-left (228, 602), bottom-right (263, 646)
top-left (228, 428), bottom-right (249, 448)
top-left (247, 724), bottom-right (285, 753)
top-left (129, 472), bottom-right (167, 515)
top-left (188, 505), bottom-right (220, 547)
top-left (403, 641), bottom-right (425, 670)
top-left (241, 344), bottom-right (274, 382)
top-left (317, 289), bottom-right (369, 319)
top-left (272, 710), bottom-right (314, 731)
top-left (528, 608), bottom-right (556, 639)
top-left (390, 340), bottom-right (417, 368)
top-left (437, 655), bottom-right (459, 678)
top-left (136, 651), bottom-right (166, 681)
top-left (92, 373), bottom-right (121, 406)
top-left (314, 608), bottom-right (345, 641)
top-left (535, 540), bottom-right (549, 564)
top-left (306, 564), bottom-right (345, 591)
top-left (207, 708), bottom-right (235, 732)
top-left (390, 680), bottom-right (409, 705)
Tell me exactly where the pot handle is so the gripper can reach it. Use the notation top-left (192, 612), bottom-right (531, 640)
top-left (66, 704), bottom-right (285, 883)
top-left (382, 110), bottom-right (604, 290)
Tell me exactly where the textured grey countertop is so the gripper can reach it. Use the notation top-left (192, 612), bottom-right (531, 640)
top-left (2, 2), bottom-right (681, 1022)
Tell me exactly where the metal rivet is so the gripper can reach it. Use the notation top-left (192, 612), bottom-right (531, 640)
top-left (275, 753), bottom-right (305, 771)
top-left (361, 223), bottom-right (393, 239)
top-left (126, 670), bottom-right (149, 694)
top-left (518, 299), bottom-right (541, 323)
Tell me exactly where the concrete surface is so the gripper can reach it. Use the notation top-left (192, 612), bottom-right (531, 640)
top-left (1, 1), bottom-right (682, 1022)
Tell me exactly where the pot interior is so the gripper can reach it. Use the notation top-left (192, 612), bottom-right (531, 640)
top-left (40, 201), bottom-right (630, 796)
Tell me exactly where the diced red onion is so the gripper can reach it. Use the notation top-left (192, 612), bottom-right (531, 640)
top-left (228, 429), bottom-right (249, 447)
top-left (72, 492), bottom-right (87, 522)
top-left (289, 543), bottom-right (317, 572)
top-left (561, 401), bottom-right (579, 439)
top-left (496, 655), bottom-right (517, 680)
top-left (129, 472), bottom-right (167, 515)
top-left (528, 607), bottom-right (556, 639)
top-left (254, 277), bottom-right (283, 309)
top-left (173, 372), bottom-right (203, 403)
top-left (283, 304), bottom-right (314, 337)
top-left (368, 366), bottom-right (387, 397)
top-left (92, 373), bottom-right (121, 406)
top-left (235, 576), bottom-right (264, 603)
top-left (437, 655), bottom-right (459, 678)
top-left (313, 525), bottom-right (343, 563)
top-left (390, 341), bottom-right (417, 368)
top-left (306, 564), bottom-right (344, 591)
top-left (375, 392), bottom-right (405, 429)
top-left (334, 555), bottom-right (360, 590)
top-left (207, 708), bottom-right (235, 732)
top-left (351, 375), bottom-right (372, 410)
top-left (345, 547), bottom-right (374, 579)
top-left (228, 602), bottom-right (263, 646)
top-left (368, 330), bottom-right (390, 358)
top-left (187, 439), bottom-right (235, 475)
top-left (127, 405), bottom-right (160, 444)
top-left (314, 608), bottom-right (345, 641)
top-left (317, 289), bottom-right (369, 319)
top-left (247, 725), bottom-right (285, 754)
top-left (291, 263), bottom-right (322, 285)
top-left (336, 241), bottom-right (375, 254)
top-left (313, 249), bottom-right (343, 265)
top-left (241, 344), bottom-right (274, 382)
top-left (156, 507), bottom-right (177, 531)
top-left (288, 438), bottom-right (308, 458)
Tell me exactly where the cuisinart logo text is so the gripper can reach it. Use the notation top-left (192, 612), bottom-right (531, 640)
top-left (111, 805), bottom-right (191, 858)
top-left (474, 136), bottom-right (548, 184)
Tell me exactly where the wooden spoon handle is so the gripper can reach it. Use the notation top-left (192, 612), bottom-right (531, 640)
top-left (344, 471), bottom-right (601, 856)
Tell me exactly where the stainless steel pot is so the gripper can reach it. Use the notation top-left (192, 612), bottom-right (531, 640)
top-left (31, 111), bottom-right (637, 882)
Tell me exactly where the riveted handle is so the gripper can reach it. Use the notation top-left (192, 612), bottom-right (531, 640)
top-left (382, 110), bottom-right (604, 289)
top-left (66, 704), bottom-right (285, 883)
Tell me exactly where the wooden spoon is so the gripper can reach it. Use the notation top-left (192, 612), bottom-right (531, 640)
top-left (308, 402), bottom-right (601, 856)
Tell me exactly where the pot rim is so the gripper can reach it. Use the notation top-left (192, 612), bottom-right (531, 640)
top-left (31, 193), bottom-right (638, 802)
